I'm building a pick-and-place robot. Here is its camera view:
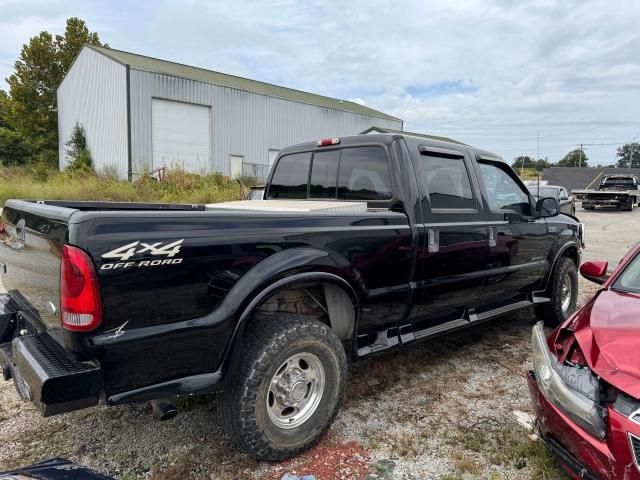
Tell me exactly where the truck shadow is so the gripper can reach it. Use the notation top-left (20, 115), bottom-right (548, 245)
top-left (1, 311), bottom-right (538, 479)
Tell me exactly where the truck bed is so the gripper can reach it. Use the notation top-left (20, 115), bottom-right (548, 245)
top-left (31, 200), bottom-right (207, 211)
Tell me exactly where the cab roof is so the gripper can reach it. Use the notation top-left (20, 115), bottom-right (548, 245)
top-left (280, 133), bottom-right (503, 161)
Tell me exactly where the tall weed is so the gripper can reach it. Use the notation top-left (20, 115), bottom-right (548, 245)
top-left (0, 167), bottom-right (242, 205)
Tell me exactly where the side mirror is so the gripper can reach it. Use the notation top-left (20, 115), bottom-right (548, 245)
top-left (580, 259), bottom-right (609, 285)
top-left (535, 197), bottom-right (559, 218)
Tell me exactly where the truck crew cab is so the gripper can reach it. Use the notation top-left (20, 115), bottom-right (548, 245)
top-left (0, 133), bottom-right (583, 460)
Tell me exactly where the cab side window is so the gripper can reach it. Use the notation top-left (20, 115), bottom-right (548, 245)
top-left (338, 147), bottom-right (392, 201)
top-left (479, 161), bottom-right (532, 216)
top-left (420, 151), bottom-right (474, 210)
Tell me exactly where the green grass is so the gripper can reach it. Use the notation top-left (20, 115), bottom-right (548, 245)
top-left (446, 419), bottom-right (569, 479)
top-left (0, 166), bottom-right (244, 205)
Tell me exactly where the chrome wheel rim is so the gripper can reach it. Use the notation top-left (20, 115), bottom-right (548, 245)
top-left (266, 352), bottom-right (325, 430)
top-left (561, 274), bottom-right (572, 313)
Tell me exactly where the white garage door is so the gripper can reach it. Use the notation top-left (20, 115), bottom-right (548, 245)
top-left (152, 99), bottom-right (211, 173)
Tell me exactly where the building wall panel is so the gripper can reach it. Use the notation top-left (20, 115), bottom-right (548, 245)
top-left (57, 48), bottom-right (128, 176)
top-left (129, 69), bottom-right (402, 179)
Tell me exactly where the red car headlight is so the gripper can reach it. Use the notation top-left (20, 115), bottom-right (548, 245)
top-left (532, 322), bottom-right (606, 439)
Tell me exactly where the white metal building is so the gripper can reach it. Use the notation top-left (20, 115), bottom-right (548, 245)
top-left (57, 45), bottom-right (403, 180)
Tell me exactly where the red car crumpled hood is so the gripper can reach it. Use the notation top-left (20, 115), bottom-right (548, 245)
top-left (573, 289), bottom-right (640, 398)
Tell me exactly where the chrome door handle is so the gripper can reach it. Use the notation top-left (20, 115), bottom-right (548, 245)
top-left (427, 229), bottom-right (439, 253)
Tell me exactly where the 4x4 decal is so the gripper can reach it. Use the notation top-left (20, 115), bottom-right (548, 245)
top-left (100, 239), bottom-right (184, 270)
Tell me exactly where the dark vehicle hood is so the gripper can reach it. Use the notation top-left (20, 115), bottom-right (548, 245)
top-left (572, 289), bottom-right (640, 398)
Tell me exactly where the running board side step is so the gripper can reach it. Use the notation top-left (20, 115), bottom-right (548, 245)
top-left (473, 300), bottom-right (532, 322)
top-left (406, 300), bottom-right (533, 342)
top-left (412, 319), bottom-right (469, 340)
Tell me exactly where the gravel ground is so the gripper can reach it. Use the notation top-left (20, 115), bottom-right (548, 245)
top-left (0, 206), bottom-right (638, 479)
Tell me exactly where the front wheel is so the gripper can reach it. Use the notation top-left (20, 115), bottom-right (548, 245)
top-left (534, 256), bottom-right (578, 327)
top-left (218, 313), bottom-right (347, 461)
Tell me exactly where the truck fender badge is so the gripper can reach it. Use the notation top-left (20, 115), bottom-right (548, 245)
top-left (100, 258), bottom-right (183, 270)
top-left (100, 239), bottom-right (184, 270)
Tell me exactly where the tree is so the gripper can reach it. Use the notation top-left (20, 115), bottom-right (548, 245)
top-left (558, 148), bottom-right (588, 167)
top-left (0, 90), bottom-right (10, 129)
top-left (511, 155), bottom-right (536, 169)
top-left (511, 155), bottom-right (552, 171)
top-left (616, 143), bottom-right (640, 168)
top-left (0, 127), bottom-right (31, 165)
top-left (536, 157), bottom-right (552, 171)
top-left (5, 17), bottom-right (106, 166)
top-left (0, 90), bottom-right (32, 164)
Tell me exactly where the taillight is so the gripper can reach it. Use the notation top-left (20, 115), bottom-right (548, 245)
top-left (60, 245), bottom-right (102, 331)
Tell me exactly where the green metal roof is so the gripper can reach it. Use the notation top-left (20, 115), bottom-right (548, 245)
top-left (360, 126), bottom-right (466, 145)
top-left (86, 45), bottom-right (401, 122)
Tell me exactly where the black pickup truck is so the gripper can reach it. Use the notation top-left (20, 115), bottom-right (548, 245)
top-left (0, 133), bottom-right (583, 460)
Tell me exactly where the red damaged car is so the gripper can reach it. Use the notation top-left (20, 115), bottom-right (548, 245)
top-left (529, 242), bottom-right (640, 480)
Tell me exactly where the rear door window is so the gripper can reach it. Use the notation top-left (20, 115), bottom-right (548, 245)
top-left (337, 147), bottom-right (392, 201)
top-left (267, 152), bottom-right (311, 199)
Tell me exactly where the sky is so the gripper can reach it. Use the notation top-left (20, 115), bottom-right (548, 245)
top-left (1, 0), bottom-right (639, 165)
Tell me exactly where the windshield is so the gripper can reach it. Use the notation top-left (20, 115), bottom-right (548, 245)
top-left (603, 178), bottom-right (635, 188)
top-left (614, 251), bottom-right (640, 294)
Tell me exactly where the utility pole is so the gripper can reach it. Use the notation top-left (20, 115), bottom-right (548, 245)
top-left (537, 130), bottom-right (540, 163)
top-left (629, 131), bottom-right (639, 169)
top-left (578, 143), bottom-right (583, 168)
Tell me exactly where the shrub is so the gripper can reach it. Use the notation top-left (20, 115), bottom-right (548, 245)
top-left (28, 159), bottom-right (55, 182)
top-left (66, 148), bottom-right (93, 172)
top-left (65, 123), bottom-right (94, 172)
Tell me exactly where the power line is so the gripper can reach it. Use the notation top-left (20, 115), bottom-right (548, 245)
top-left (579, 142), bottom-right (627, 146)
top-left (473, 138), bottom-right (632, 148)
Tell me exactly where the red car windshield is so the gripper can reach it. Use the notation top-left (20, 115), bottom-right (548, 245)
top-left (614, 251), bottom-right (640, 294)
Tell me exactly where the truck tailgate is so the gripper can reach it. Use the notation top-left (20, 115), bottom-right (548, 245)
top-left (0, 200), bottom-right (76, 336)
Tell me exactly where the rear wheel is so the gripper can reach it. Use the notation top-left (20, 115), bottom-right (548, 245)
top-left (218, 313), bottom-right (347, 461)
top-left (534, 256), bottom-right (578, 327)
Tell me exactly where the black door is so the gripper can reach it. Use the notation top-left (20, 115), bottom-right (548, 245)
top-left (402, 145), bottom-right (490, 342)
top-left (475, 160), bottom-right (552, 310)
